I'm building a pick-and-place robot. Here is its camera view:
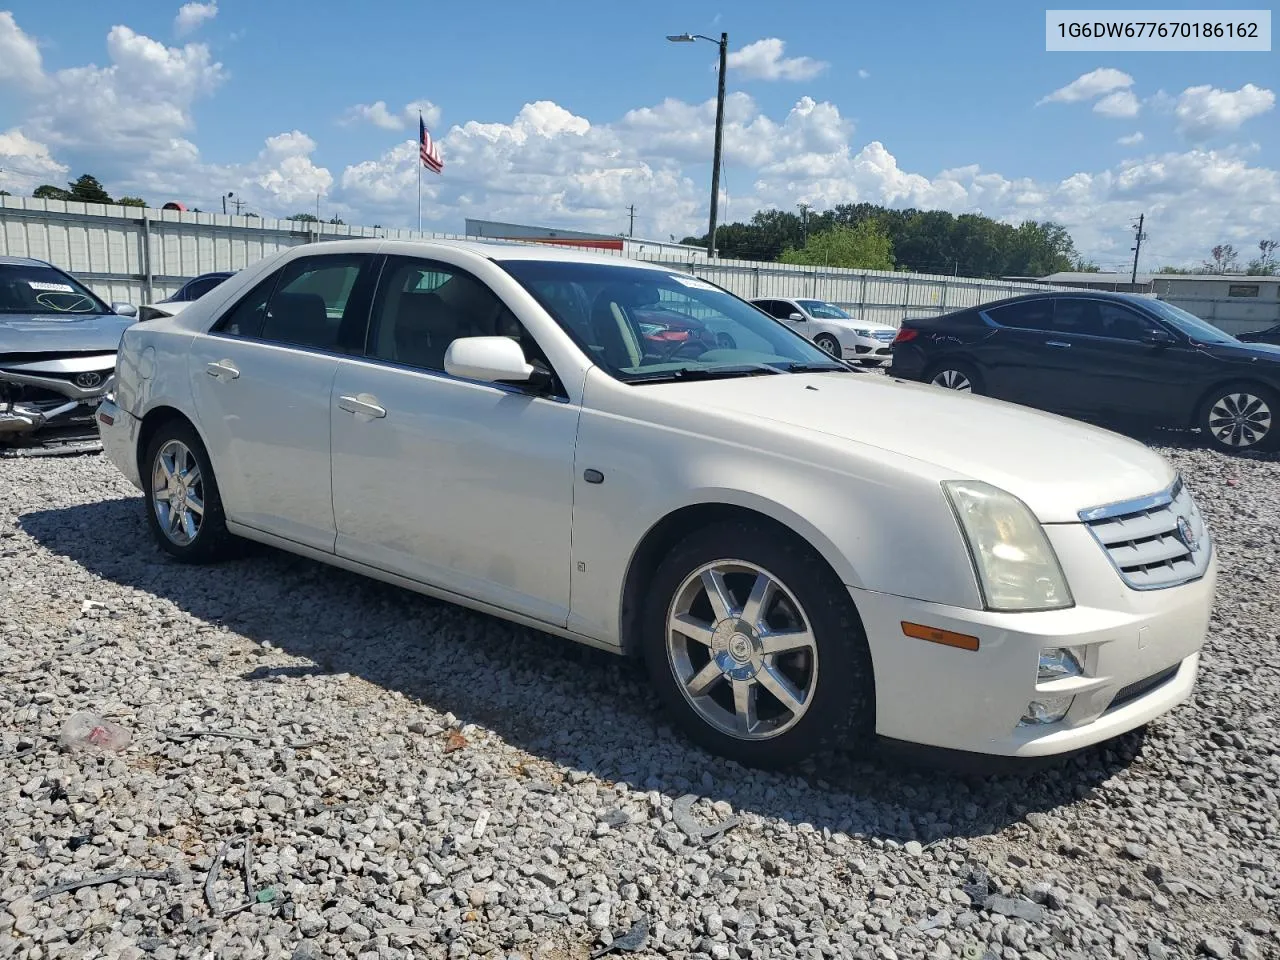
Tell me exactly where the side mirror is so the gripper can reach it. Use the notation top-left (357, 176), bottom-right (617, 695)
top-left (112, 302), bottom-right (138, 318)
top-left (1142, 329), bottom-right (1176, 346)
top-left (444, 336), bottom-right (549, 388)
top-left (789, 312), bottom-right (804, 321)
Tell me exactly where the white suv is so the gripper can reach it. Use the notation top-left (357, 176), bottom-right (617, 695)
top-left (96, 240), bottom-right (1216, 768)
top-left (751, 297), bottom-right (897, 365)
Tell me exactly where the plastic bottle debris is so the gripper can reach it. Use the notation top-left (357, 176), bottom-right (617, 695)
top-left (59, 711), bottom-right (131, 752)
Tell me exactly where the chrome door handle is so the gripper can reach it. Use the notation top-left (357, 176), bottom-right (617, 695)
top-left (205, 359), bottom-right (240, 379)
top-left (338, 393), bottom-right (386, 419)
top-left (1045, 341), bottom-right (1072, 349)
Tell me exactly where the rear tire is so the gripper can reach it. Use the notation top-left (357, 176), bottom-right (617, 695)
top-left (642, 519), bottom-right (875, 769)
top-left (143, 420), bottom-right (236, 563)
top-left (926, 360), bottom-right (983, 395)
top-left (1198, 383), bottom-right (1278, 453)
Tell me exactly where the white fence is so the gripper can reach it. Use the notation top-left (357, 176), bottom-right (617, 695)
top-left (1, 196), bottom-right (1072, 325)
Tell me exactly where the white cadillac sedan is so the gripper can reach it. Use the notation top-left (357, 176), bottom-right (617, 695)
top-left (96, 239), bottom-right (1217, 768)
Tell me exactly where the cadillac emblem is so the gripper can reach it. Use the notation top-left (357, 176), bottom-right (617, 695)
top-left (74, 371), bottom-right (103, 389)
top-left (1175, 515), bottom-right (1198, 552)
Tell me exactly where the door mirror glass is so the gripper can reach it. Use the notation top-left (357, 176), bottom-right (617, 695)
top-left (112, 301), bottom-right (138, 317)
top-left (789, 312), bottom-right (804, 321)
top-left (444, 336), bottom-right (537, 384)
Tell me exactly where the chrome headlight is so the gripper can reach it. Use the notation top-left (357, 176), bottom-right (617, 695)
top-left (943, 480), bottom-right (1074, 612)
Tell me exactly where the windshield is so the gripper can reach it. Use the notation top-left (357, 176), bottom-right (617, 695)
top-left (0, 263), bottom-right (110, 316)
top-left (798, 299), bottom-right (851, 320)
top-left (1143, 298), bottom-right (1236, 345)
top-left (499, 260), bottom-right (848, 381)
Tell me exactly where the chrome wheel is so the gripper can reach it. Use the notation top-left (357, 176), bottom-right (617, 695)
top-left (1208, 392), bottom-right (1272, 448)
top-left (815, 335), bottom-right (841, 358)
top-left (151, 439), bottom-right (205, 546)
top-left (666, 560), bottom-right (818, 741)
top-left (931, 368), bottom-right (972, 391)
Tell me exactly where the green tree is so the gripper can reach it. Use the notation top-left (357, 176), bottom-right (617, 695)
top-left (116, 196), bottom-right (146, 207)
top-left (328, 216), bottom-right (345, 225)
top-left (289, 212), bottom-right (320, 222)
top-left (67, 174), bottom-right (112, 204)
top-left (33, 184), bottom-right (73, 201)
top-left (779, 220), bottom-right (895, 270)
top-left (1246, 239), bottom-right (1278, 276)
top-left (1071, 257), bottom-right (1100, 272)
top-left (0, 189), bottom-right (9, 196)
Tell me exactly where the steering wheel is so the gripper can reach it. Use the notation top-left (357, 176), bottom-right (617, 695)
top-left (659, 337), bottom-right (711, 360)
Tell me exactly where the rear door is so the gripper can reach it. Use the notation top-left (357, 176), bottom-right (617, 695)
top-left (187, 252), bottom-right (377, 550)
top-left (977, 298), bottom-right (1076, 408)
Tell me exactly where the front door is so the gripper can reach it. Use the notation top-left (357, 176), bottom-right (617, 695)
top-left (329, 255), bottom-right (579, 626)
top-left (187, 252), bottom-right (376, 551)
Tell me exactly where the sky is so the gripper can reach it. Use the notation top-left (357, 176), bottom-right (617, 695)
top-left (0, 1), bottom-right (1276, 272)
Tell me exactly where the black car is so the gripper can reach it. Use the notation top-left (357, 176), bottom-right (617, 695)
top-left (1238, 321), bottom-right (1280, 347)
top-left (890, 291), bottom-right (1280, 454)
top-left (158, 271), bottom-right (235, 304)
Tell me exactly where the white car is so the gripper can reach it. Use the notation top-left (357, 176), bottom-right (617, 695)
top-left (96, 239), bottom-right (1216, 768)
top-left (750, 296), bottom-right (898, 365)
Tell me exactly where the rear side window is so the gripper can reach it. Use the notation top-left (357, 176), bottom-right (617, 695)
top-left (212, 271), bottom-right (281, 337)
top-left (259, 256), bottom-right (365, 350)
top-left (985, 299), bottom-right (1055, 331)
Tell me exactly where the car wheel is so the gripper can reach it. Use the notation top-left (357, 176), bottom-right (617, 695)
top-left (642, 519), bottom-right (874, 768)
top-left (1199, 383), bottom-right (1278, 453)
top-left (144, 420), bottom-right (236, 563)
top-left (926, 361), bottom-right (982, 395)
top-left (715, 331), bottom-right (737, 350)
top-left (814, 334), bottom-right (841, 358)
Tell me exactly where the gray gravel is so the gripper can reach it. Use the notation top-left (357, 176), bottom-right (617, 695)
top-left (1, 421), bottom-right (1278, 960)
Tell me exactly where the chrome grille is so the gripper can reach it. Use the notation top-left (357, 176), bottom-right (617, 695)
top-left (1080, 477), bottom-right (1211, 590)
top-left (871, 330), bottom-right (897, 341)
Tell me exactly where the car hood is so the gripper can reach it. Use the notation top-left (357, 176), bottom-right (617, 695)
top-left (655, 372), bottom-right (1176, 523)
top-left (1203, 340), bottom-right (1280, 362)
top-left (0, 313), bottom-right (134, 356)
top-left (823, 318), bottom-right (894, 333)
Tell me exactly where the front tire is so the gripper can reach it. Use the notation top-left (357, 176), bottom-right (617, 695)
top-left (143, 420), bottom-right (235, 563)
top-left (1199, 383), bottom-right (1278, 453)
top-left (814, 334), bottom-right (841, 358)
top-left (642, 519), bottom-right (875, 768)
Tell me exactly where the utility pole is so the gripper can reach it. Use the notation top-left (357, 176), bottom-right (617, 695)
top-left (709, 32), bottom-right (727, 258)
top-left (1130, 213), bottom-right (1146, 284)
top-left (627, 204), bottom-right (636, 238)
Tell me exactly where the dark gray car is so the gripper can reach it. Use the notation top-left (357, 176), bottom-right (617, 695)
top-left (0, 256), bottom-right (137, 454)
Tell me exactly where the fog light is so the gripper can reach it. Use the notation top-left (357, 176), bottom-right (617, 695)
top-left (1039, 647), bottom-right (1084, 681)
top-left (1021, 695), bottom-right (1074, 725)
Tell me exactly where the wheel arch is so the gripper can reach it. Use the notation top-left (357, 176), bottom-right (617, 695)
top-left (617, 499), bottom-right (862, 658)
top-left (135, 405), bottom-right (207, 484)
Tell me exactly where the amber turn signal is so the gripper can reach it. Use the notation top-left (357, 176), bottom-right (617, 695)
top-left (901, 621), bottom-right (979, 651)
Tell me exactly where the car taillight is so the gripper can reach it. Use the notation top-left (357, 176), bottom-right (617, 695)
top-left (661, 330), bottom-right (689, 341)
top-left (892, 327), bottom-right (918, 344)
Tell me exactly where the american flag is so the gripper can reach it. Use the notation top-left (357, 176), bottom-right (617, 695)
top-left (419, 115), bottom-right (443, 174)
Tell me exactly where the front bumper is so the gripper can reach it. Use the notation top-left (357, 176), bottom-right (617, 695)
top-left (852, 533), bottom-right (1216, 758)
top-left (844, 337), bottom-right (893, 365)
top-left (96, 398), bottom-right (144, 490)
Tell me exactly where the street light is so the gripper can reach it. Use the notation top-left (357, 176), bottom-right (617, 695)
top-left (668, 30), bottom-right (728, 258)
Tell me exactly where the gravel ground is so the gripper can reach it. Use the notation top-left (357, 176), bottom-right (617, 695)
top-left (1, 421), bottom-right (1278, 960)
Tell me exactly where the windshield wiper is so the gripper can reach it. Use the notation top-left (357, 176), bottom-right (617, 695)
top-left (781, 361), bottom-right (854, 373)
top-left (629, 363), bottom-right (786, 384)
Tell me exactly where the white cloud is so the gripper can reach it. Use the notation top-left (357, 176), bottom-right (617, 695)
top-left (1175, 83), bottom-right (1275, 139)
top-left (174, 2), bottom-right (218, 37)
top-left (0, 129), bottom-right (67, 192)
top-left (1117, 131), bottom-right (1144, 146)
top-left (858, 69), bottom-right (870, 80)
top-left (726, 38), bottom-right (827, 81)
top-left (0, 11), bottom-right (43, 86)
top-left (1038, 67), bottom-right (1133, 105)
top-left (1094, 90), bottom-right (1140, 118)
top-left (341, 99), bottom-right (442, 131)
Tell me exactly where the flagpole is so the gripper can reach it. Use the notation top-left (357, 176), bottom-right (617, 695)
top-left (417, 156), bottom-right (422, 234)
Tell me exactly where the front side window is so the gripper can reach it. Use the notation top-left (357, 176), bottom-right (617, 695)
top-left (366, 256), bottom-right (551, 377)
top-left (498, 260), bottom-right (846, 382)
top-left (798, 299), bottom-right (851, 320)
top-left (1143, 298), bottom-right (1236, 344)
top-left (0, 263), bottom-right (111, 315)
top-left (1094, 302), bottom-right (1160, 341)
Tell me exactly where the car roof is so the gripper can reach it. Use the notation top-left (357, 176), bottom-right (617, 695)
top-left (0, 255), bottom-right (54, 268)
top-left (975, 290), bottom-right (1156, 310)
top-left (273, 237), bottom-right (675, 272)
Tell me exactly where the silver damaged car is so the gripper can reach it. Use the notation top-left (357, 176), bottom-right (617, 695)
top-left (0, 256), bottom-right (137, 455)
